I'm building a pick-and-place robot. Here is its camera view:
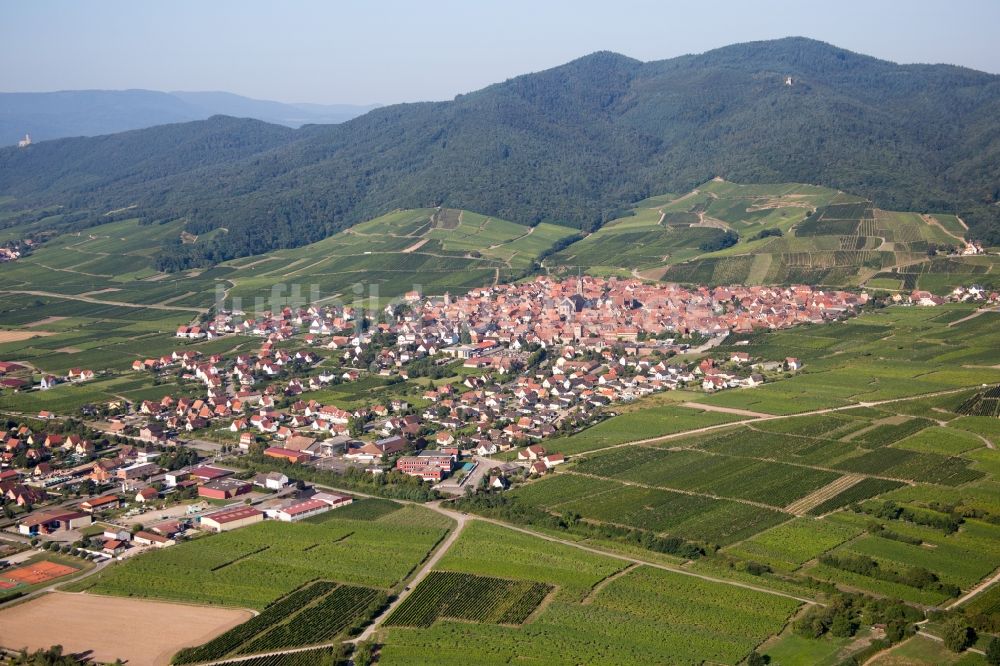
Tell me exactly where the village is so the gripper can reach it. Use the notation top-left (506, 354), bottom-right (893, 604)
top-left (0, 278), bottom-right (882, 562)
top-left (4, 278), bottom-right (995, 561)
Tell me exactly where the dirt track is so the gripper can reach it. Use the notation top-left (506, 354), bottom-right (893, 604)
top-left (0, 289), bottom-right (206, 313)
top-left (0, 592), bottom-right (252, 665)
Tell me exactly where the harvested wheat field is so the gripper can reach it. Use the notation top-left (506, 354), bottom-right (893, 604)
top-left (0, 592), bottom-right (253, 665)
top-left (23, 316), bottom-right (67, 328)
top-left (0, 330), bottom-right (55, 342)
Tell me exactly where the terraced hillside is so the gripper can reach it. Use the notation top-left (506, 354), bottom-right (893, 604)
top-left (548, 179), bottom-right (998, 291)
top-left (0, 208), bottom-right (578, 312)
top-left (223, 208), bottom-right (577, 304)
top-left (1, 182), bottom-right (994, 315)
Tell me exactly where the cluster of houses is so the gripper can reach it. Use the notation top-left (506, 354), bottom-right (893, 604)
top-left (423, 277), bottom-right (865, 343)
top-left (94, 283), bottom-right (848, 468)
top-left (1, 425), bottom-right (109, 501)
top-left (902, 286), bottom-right (1000, 307)
top-left (10, 446), bottom-right (362, 554)
top-left (0, 245), bottom-right (22, 262)
top-left (0, 361), bottom-right (95, 393)
top-left (199, 491), bottom-right (353, 533)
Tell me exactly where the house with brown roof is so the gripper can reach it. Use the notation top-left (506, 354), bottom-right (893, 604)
top-left (133, 530), bottom-right (174, 547)
top-left (81, 494), bottom-right (121, 513)
top-left (518, 445), bottom-right (546, 461)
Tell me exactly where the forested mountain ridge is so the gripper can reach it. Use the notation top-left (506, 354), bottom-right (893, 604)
top-left (1, 37), bottom-right (998, 270)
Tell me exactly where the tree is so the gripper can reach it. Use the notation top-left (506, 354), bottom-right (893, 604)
top-left (986, 637), bottom-right (1000, 665)
top-left (793, 607), bottom-right (829, 638)
top-left (353, 641), bottom-right (375, 666)
top-left (885, 621), bottom-right (906, 644)
top-left (942, 620), bottom-right (975, 652)
top-left (746, 651), bottom-right (767, 666)
top-left (829, 611), bottom-right (856, 638)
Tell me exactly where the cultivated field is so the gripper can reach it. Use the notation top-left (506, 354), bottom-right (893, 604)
top-left (0, 592), bottom-right (253, 666)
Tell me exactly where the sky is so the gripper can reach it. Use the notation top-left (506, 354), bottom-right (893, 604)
top-left (2, 0), bottom-right (998, 105)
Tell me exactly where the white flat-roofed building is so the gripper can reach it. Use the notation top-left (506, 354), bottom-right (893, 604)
top-left (200, 505), bottom-right (264, 532)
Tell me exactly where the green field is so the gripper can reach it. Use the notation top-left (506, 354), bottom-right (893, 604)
top-left (546, 403), bottom-right (743, 454)
top-left (0, 206), bottom-right (577, 351)
top-left (572, 447), bottom-right (840, 507)
top-left (434, 522), bottom-right (627, 602)
top-left (2, 180), bottom-right (1000, 663)
top-left (689, 305), bottom-right (1000, 415)
top-left (723, 518), bottom-right (864, 572)
top-left (510, 339), bottom-right (999, 560)
top-left (220, 207), bottom-right (576, 305)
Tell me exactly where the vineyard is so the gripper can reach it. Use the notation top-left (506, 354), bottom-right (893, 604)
top-left (724, 518), bottom-right (863, 572)
top-left (806, 513), bottom-right (1000, 602)
top-left (173, 581), bottom-right (338, 664)
top-left (849, 417), bottom-right (934, 448)
top-left (957, 385), bottom-right (1000, 417)
top-left (237, 585), bottom-right (383, 654)
top-left (571, 446), bottom-right (840, 507)
top-left (832, 448), bottom-right (984, 486)
top-left (172, 582), bottom-right (382, 663)
top-left (385, 571), bottom-right (552, 628)
top-left (206, 647), bottom-right (340, 666)
top-left (306, 498), bottom-right (402, 522)
top-left (509, 472), bottom-right (789, 546)
top-left (805, 478), bottom-right (907, 516)
top-left (378, 565), bottom-right (801, 665)
top-left (433, 522), bottom-right (627, 602)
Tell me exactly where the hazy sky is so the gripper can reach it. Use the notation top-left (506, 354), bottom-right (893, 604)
top-left (2, 0), bottom-right (998, 105)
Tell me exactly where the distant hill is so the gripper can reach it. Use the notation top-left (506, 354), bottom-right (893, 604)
top-left (1, 37), bottom-right (998, 269)
top-left (0, 89), bottom-right (378, 143)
